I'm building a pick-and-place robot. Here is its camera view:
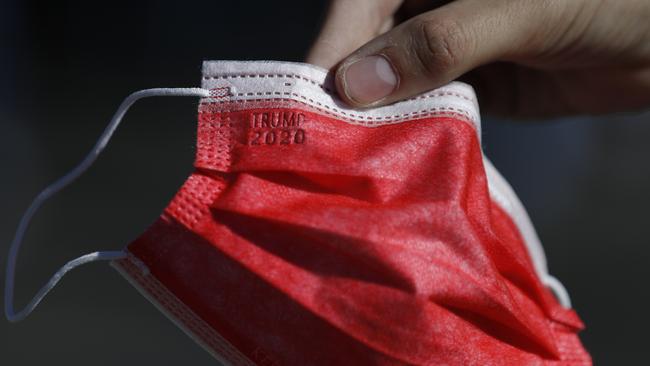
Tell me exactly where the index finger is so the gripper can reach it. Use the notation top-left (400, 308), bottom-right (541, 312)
top-left (306, 0), bottom-right (402, 69)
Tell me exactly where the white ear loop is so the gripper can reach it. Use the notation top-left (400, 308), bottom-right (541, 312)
top-left (5, 88), bottom-right (211, 322)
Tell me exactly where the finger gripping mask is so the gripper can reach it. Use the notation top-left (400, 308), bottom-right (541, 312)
top-left (5, 61), bottom-right (591, 365)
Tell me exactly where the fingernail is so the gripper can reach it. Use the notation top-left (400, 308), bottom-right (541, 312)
top-left (342, 55), bottom-right (398, 105)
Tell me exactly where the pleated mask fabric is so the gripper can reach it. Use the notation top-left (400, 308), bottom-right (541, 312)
top-left (6, 61), bottom-right (591, 366)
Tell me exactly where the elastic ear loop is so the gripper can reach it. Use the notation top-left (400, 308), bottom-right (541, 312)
top-left (5, 88), bottom-right (211, 322)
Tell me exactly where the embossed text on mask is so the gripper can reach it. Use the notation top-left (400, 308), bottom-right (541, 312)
top-left (248, 111), bottom-right (306, 146)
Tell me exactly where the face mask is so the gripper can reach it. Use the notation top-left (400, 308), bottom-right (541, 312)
top-left (5, 61), bottom-right (591, 365)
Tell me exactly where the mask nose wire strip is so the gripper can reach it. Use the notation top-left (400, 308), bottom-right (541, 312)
top-left (4, 87), bottom-right (211, 323)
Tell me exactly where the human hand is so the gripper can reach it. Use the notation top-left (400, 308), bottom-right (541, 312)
top-left (306, 0), bottom-right (650, 118)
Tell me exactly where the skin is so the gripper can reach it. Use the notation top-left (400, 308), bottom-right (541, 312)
top-left (306, 0), bottom-right (650, 118)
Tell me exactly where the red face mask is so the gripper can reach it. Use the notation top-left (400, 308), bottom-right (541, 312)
top-left (6, 61), bottom-right (591, 365)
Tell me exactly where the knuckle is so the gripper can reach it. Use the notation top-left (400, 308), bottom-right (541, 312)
top-left (412, 17), bottom-right (468, 76)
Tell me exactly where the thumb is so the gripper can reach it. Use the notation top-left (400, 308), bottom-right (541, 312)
top-left (334, 0), bottom-right (558, 107)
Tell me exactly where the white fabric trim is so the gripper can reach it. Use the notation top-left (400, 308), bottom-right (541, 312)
top-left (483, 158), bottom-right (571, 308)
top-left (201, 60), bottom-right (570, 308)
top-left (202, 61), bottom-right (481, 136)
top-left (112, 254), bottom-right (255, 366)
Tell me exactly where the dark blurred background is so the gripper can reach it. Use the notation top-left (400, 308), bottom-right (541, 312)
top-left (1, 1), bottom-right (648, 365)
